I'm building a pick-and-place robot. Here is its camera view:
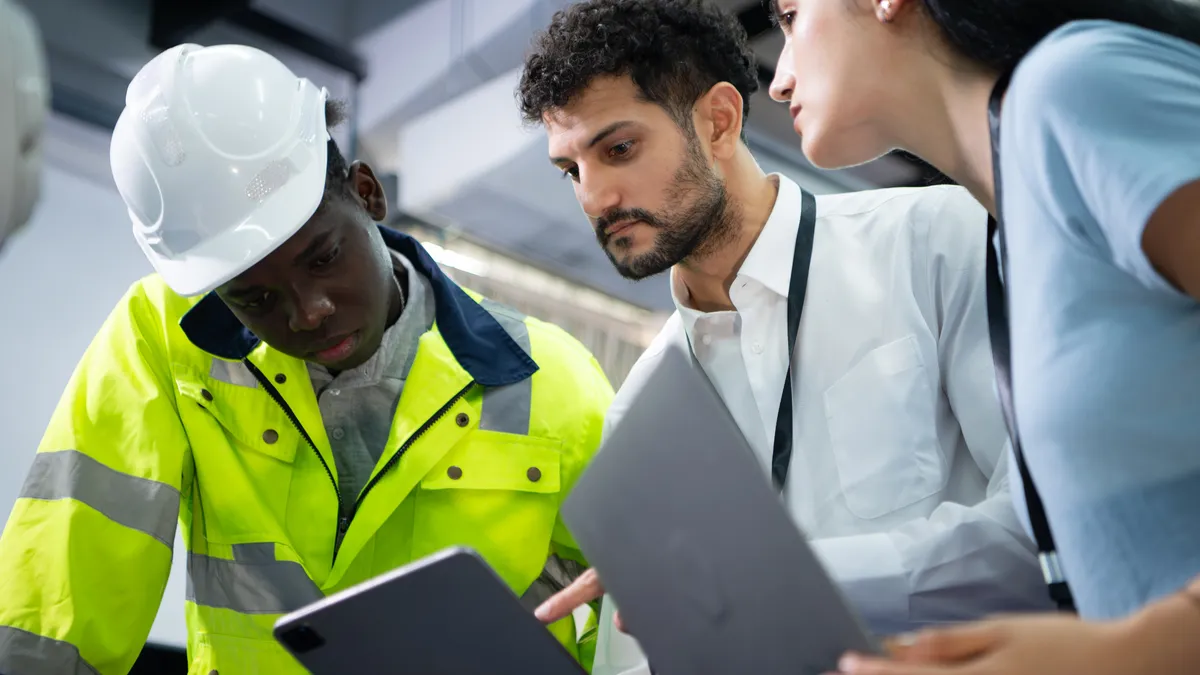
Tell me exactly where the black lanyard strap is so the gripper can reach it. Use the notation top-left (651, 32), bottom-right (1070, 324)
top-left (682, 186), bottom-right (814, 492)
top-left (771, 188), bottom-right (817, 491)
top-left (986, 73), bottom-right (1076, 613)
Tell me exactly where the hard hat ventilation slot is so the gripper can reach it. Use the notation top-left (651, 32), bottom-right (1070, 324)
top-left (247, 159), bottom-right (294, 203)
top-left (140, 105), bottom-right (186, 167)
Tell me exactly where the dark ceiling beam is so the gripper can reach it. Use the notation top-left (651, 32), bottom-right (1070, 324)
top-left (43, 46), bottom-right (131, 132)
top-left (149, 0), bottom-right (367, 83)
top-left (149, 0), bottom-right (245, 50)
top-left (51, 84), bottom-right (122, 131)
top-left (227, 10), bottom-right (368, 82)
top-left (733, 1), bottom-right (950, 187)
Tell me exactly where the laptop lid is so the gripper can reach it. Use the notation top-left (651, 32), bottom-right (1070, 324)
top-left (562, 344), bottom-right (878, 674)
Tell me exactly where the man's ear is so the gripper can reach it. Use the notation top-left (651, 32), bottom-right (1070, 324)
top-left (348, 161), bottom-right (388, 222)
top-left (696, 82), bottom-right (745, 161)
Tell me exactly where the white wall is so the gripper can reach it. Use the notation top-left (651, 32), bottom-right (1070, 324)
top-left (0, 115), bottom-right (190, 648)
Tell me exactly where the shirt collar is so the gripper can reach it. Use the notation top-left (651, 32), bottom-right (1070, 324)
top-left (180, 226), bottom-right (537, 388)
top-left (670, 174), bottom-right (805, 335)
top-left (737, 174), bottom-right (804, 298)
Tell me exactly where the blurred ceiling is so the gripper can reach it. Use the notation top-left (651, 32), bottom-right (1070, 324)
top-left (27, 0), bottom-right (942, 312)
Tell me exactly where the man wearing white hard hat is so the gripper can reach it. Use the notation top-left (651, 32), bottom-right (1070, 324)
top-left (0, 43), bottom-right (612, 673)
top-left (0, 0), bottom-right (48, 255)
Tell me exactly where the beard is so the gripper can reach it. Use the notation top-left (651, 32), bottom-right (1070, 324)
top-left (595, 135), bottom-right (738, 280)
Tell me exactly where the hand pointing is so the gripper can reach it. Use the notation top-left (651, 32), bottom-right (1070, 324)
top-left (534, 568), bottom-right (626, 632)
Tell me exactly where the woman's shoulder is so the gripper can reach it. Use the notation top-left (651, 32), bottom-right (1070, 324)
top-left (1012, 20), bottom-right (1200, 110)
top-left (1030, 19), bottom-right (1163, 57)
top-left (1000, 19), bottom-right (1200, 290)
top-left (1005, 18), bottom-right (1200, 161)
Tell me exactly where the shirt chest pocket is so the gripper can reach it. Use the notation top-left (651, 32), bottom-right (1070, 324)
top-left (413, 432), bottom-right (562, 590)
top-left (177, 368), bottom-right (301, 463)
top-left (823, 335), bottom-right (946, 520)
top-left (176, 365), bottom-right (301, 532)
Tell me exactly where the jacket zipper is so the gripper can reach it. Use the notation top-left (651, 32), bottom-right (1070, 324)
top-left (245, 359), bottom-right (475, 563)
top-left (352, 381), bottom-right (476, 514)
top-left (242, 360), bottom-right (349, 557)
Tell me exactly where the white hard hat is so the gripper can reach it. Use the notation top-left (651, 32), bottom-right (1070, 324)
top-left (0, 0), bottom-right (49, 250)
top-left (111, 43), bottom-right (330, 297)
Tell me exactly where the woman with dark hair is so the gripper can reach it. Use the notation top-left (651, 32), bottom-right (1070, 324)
top-left (767, 0), bottom-right (1200, 673)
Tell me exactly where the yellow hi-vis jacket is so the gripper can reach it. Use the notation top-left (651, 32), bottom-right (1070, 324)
top-left (0, 229), bottom-right (613, 674)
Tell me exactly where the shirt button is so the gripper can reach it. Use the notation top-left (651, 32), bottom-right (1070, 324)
top-left (701, 334), bottom-right (713, 346)
top-left (752, 342), bottom-right (764, 354)
top-left (331, 428), bottom-right (345, 441)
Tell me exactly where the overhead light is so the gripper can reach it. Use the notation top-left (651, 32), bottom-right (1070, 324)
top-left (421, 241), bottom-right (490, 277)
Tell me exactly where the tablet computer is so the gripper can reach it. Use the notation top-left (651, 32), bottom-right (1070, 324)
top-left (273, 546), bottom-right (588, 674)
top-left (562, 343), bottom-right (881, 675)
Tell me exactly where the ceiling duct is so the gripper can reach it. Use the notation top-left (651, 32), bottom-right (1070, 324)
top-left (149, 0), bottom-right (367, 82)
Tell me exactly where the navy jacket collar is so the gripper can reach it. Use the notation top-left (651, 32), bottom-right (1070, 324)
top-left (180, 227), bottom-right (538, 388)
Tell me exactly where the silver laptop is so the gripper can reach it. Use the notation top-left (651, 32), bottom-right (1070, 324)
top-left (561, 343), bottom-right (880, 675)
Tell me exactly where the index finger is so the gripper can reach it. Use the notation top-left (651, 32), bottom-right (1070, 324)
top-left (834, 652), bottom-right (964, 675)
top-left (534, 568), bottom-right (605, 624)
top-left (885, 622), bottom-right (1005, 664)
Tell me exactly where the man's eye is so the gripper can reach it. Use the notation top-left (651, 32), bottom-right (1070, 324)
top-left (313, 247), bottom-right (340, 268)
top-left (561, 166), bottom-right (579, 182)
top-left (780, 11), bottom-right (795, 29)
top-left (609, 141), bottom-right (634, 158)
top-left (242, 292), bottom-right (272, 310)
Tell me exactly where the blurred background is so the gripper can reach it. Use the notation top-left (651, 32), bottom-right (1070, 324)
top-left (0, 0), bottom-right (944, 671)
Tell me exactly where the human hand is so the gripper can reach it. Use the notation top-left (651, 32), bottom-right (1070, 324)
top-left (829, 613), bottom-right (1148, 675)
top-left (534, 568), bottom-right (627, 631)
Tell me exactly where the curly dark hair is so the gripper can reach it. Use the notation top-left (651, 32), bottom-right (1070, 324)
top-left (321, 98), bottom-right (354, 205)
top-left (518, 0), bottom-right (759, 135)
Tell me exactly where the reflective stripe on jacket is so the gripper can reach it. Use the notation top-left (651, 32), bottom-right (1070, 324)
top-left (0, 229), bottom-right (612, 674)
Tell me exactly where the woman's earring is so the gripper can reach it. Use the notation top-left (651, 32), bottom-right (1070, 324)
top-left (879, 0), bottom-right (895, 23)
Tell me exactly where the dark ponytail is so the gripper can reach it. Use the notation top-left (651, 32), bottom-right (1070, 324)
top-left (922, 0), bottom-right (1200, 73)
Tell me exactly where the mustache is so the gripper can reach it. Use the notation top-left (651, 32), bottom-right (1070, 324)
top-left (595, 208), bottom-right (662, 233)
top-left (595, 208), bottom-right (662, 246)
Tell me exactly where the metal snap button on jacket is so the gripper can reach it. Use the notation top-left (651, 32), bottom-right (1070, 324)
top-left (455, 413), bottom-right (470, 427)
top-left (262, 429), bottom-right (279, 444)
top-left (447, 466), bottom-right (463, 480)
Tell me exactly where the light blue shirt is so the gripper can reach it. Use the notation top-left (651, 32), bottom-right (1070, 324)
top-left (999, 20), bottom-right (1200, 620)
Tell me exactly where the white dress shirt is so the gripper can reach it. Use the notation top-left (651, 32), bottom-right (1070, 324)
top-left (592, 177), bottom-right (1051, 675)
